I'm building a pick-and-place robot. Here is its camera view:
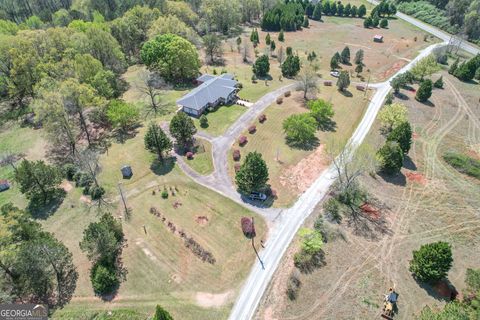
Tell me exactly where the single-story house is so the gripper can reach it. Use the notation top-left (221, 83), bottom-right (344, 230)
top-left (177, 74), bottom-right (238, 117)
top-left (0, 180), bottom-right (10, 192)
top-left (374, 35), bottom-right (384, 43)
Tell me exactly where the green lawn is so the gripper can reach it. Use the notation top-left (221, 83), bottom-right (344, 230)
top-left (193, 104), bottom-right (247, 136)
top-left (183, 138), bottom-right (214, 175)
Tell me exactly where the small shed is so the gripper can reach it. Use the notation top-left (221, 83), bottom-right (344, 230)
top-left (373, 34), bottom-right (384, 43)
top-left (0, 180), bottom-right (10, 192)
top-left (121, 165), bottom-right (133, 179)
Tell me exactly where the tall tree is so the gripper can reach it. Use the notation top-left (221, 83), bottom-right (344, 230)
top-left (200, 0), bottom-right (241, 33)
top-left (296, 63), bottom-right (318, 99)
top-left (376, 141), bottom-right (404, 174)
top-left (169, 112), bottom-right (197, 149)
top-left (235, 151), bottom-right (269, 194)
top-left (340, 46), bottom-right (350, 64)
top-left (15, 160), bottom-right (61, 204)
top-left (409, 242), bottom-right (453, 284)
top-left (415, 79), bottom-right (433, 102)
top-left (387, 121), bottom-right (412, 154)
top-left (283, 113), bottom-right (317, 145)
top-left (252, 54), bottom-right (270, 77)
top-left (203, 33), bottom-right (224, 65)
top-left (144, 123), bottom-right (172, 162)
top-left (336, 71), bottom-right (350, 91)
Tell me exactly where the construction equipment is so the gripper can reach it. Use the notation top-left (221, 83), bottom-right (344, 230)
top-left (381, 288), bottom-right (399, 320)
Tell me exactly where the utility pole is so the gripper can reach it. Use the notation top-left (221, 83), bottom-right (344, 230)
top-left (364, 73), bottom-right (371, 98)
top-left (251, 217), bottom-right (265, 270)
top-left (117, 183), bottom-right (130, 220)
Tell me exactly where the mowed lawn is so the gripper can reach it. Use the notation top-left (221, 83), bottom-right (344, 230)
top-left (193, 104), bottom-right (247, 136)
top-left (183, 138), bottom-right (214, 175)
top-left (45, 123), bottom-right (266, 320)
top-left (229, 87), bottom-right (370, 207)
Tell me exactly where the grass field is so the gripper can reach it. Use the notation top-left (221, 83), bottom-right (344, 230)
top-left (36, 123), bottom-right (267, 319)
top-left (255, 73), bottom-right (480, 319)
top-left (193, 104), bottom-right (248, 136)
top-left (229, 86), bottom-right (371, 207)
top-left (183, 138), bottom-right (215, 175)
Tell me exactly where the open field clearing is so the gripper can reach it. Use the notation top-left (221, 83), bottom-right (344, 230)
top-left (229, 87), bottom-right (371, 207)
top-left (255, 73), bottom-right (480, 319)
top-left (39, 123), bottom-right (266, 319)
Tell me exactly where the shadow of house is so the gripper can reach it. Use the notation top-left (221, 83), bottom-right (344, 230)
top-left (176, 74), bottom-right (239, 117)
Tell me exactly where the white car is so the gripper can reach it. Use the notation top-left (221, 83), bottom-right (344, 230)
top-left (330, 70), bottom-right (340, 77)
top-left (249, 192), bottom-right (267, 201)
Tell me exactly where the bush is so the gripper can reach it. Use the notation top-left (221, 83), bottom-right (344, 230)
top-left (239, 135), bottom-right (248, 146)
top-left (90, 186), bottom-right (105, 200)
top-left (161, 190), bottom-right (169, 199)
top-left (199, 114), bottom-right (208, 128)
top-left (248, 125), bottom-right (256, 133)
top-left (240, 217), bottom-right (256, 238)
top-left (63, 163), bottom-right (77, 181)
top-left (233, 149), bottom-right (241, 161)
top-left (286, 271), bottom-right (301, 300)
top-left (284, 90), bottom-right (291, 97)
top-left (252, 55), bottom-right (270, 77)
top-left (258, 114), bottom-right (267, 123)
top-left (186, 151), bottom-right (194, 159)
top-left (409, 241), bottom-right (453, 284)
top-left (234, 163), bottom-right (241, 172)
top-left (323, 198), bottom-right (341, 222)
top-left (91, 263), bottom-right (119, 295)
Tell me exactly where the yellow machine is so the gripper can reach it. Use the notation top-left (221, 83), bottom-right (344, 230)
top-left (381, 288), bottom-right (398, 320)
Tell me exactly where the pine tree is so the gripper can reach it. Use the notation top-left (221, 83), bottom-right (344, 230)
top-left (302, 16), bottom-right (309, 28)
top-left (341, 46), bottom-right (350, 64)
top-left (153, 305), bottom-right (174, 320)
top-left (355, 64), bottom-right (363, 76)
top-left (358, 4), bottom-right (367, 17)
top-left (312, 3), bottom-right (322, 20)
top-left (415, 79), bottom-right (433, 102)
top-left (330, 53), bottom-right (340, 70)
top-left (433, 76), bottom-right (443, 89)
top-left (265, 33), bottom-right (271, 45)
top-left (448, 58), bottom-right (459, 75)
top-left (144, 122), bottom-right (173, 162)
top-left (278, 30), bottom-right (285, 42)
top-left (387, 121), bottom-right (412, 153)
top-left (336, 71), bottom-right (350, 91)
top-left (377, 141), bottom-right (404, 174)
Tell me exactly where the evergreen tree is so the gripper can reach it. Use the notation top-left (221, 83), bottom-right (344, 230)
top-left (409, 242), bottom-right (453, 284)
top-left (153, 305), bottom-right (174, 320)
top-left (235, 151), bottom-right (269, 194)
top-left (330, 53), bottom-right (340, 70)
top-left (377, 141), bottom-right (404, 174)
top-left (351, 5), bottom-right (358, 17)
top-left (169, 112), bottom-right (197, 149)
top-left (286, 46), bottom-right (293, 56)
top-left (341, 46), bottom-right (351, 64)
top-left (434, 76), bottom-right (444, 88)
top-left (372, 15), bottom-right (380, 27)
top-left (281, 55), bottom-right (301, 77)
top-left (144, 123), bottom-right (172, 162)
top-left (312, 3), bottom-right (322, 20)
top-left (302, 16), bottom-right (309, 28)
top-left (415, 79), bottom-right (433, 102)
top-left (355, 64), bottom-right (363, 76)
top-left (355, 49), bottom-right (364, 66)
top-left (330, 2), bottom-right (337, 15)
top-left (345, 3), bottom-right (352, 16)
top-left (270, 40), bottom-right (276, 53)
top-left (364, 16), bottom-right (373, 28)
top-left (323, 1), bottom-right (331, 15)
top-left (336, 71), bottom-right (350, 91)
top-left (448, 58), bottom-right (459, 75)
top-left (265, 33), bottom-right (271, 45)
top-left (278, 30), bottom-right (285, 42)
top-left (380, 18), bottom-right (388, 28)
top-left (387, 121), bottom-right (412, 154)
top-left (252, 54), bottom-right (270, 77)
top-left (358, 4), bottom-right (367, 17)
top-left (337, 3), bottom-right (344, 16)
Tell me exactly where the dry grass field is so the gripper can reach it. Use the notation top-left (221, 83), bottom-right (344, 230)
top-left (255, 73), bottom-right (480, 319)
top-left (229, 87), bottom-right (371, 207)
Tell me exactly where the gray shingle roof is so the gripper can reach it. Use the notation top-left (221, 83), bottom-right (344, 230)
top-left (177, 75), bottom-right (237, 111)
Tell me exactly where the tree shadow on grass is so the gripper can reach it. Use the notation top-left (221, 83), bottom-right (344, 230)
top-left (28, 189), bottom-right (66, 219)
top-left (318, 118), bottom-right (337, 132)
top-left (378, 170), bottom-right (407, 186)
top-left (295, 250), bottom-right (327, 274)
top-left (339, 89), bottom-right (353, 98)
top-left (286, 137), bottom-right (320, 151)
top-left (403, 155), bottom-right (417, 171)
top-left (394, 92), bottom-right (409, 100)
top-left (419, 100), bottom-right (435, 108)
top-left (414, 277), bottom-right (457, 302)
top-left (150, 157), bottom-right (176, 176)
top-left (112, 126), bottom-right (141, 144)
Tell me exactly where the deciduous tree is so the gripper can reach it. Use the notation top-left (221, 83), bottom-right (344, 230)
top-left (376, 141), bottom-right (404, 174)
top-left (144, 123), bottom-right (172, 162)
top-left (169, 112), bottom-right (197, 149)
top-left (15, 160), bottom-right (61, 204)
top-left (283, 113), bottom-right (317, 146)
top-left (235, 151), bottom-right (269, 194)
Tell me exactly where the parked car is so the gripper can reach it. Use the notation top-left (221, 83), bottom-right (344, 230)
top-left (249, 192), bottom-right (267, 201)
top-left (330, 71), bottom-right (340, 77)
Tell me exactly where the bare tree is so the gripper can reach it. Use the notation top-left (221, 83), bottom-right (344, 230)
top-left (0, 150), bottom-right (24, 174)
top-left (242, 41), bottom-right (251, 63)
top-left (137, 70), bottom-right (163, 117)
top-left (296, 64), bottom-right (318, 99)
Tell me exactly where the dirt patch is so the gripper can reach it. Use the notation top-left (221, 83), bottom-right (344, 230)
top-left (360, 203), bottom-right (381, 220)
top-left (79, 195), bottom-right (91, 204)
top-left (195, 290), bottom-right (233, 308)
top-left (412, 132), bottom-right (420, 140)
top-left (195, 216), bottom-right (209, 226)
top-left (263, 307), bottom-right (279, 320)
top-left (405, 171), bottom-right (427, 185)
top-left (61, 181), bottom-right (73, 192)
top-left (467, 144), bottom-right (480, 160)
top-left (380, 60), bottom-right (407, 80)
top-left (279, 145), bottom-right (328, 194)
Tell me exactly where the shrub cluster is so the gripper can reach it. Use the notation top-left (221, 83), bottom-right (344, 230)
top-left (261, 2), bottom-right (305, 31)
